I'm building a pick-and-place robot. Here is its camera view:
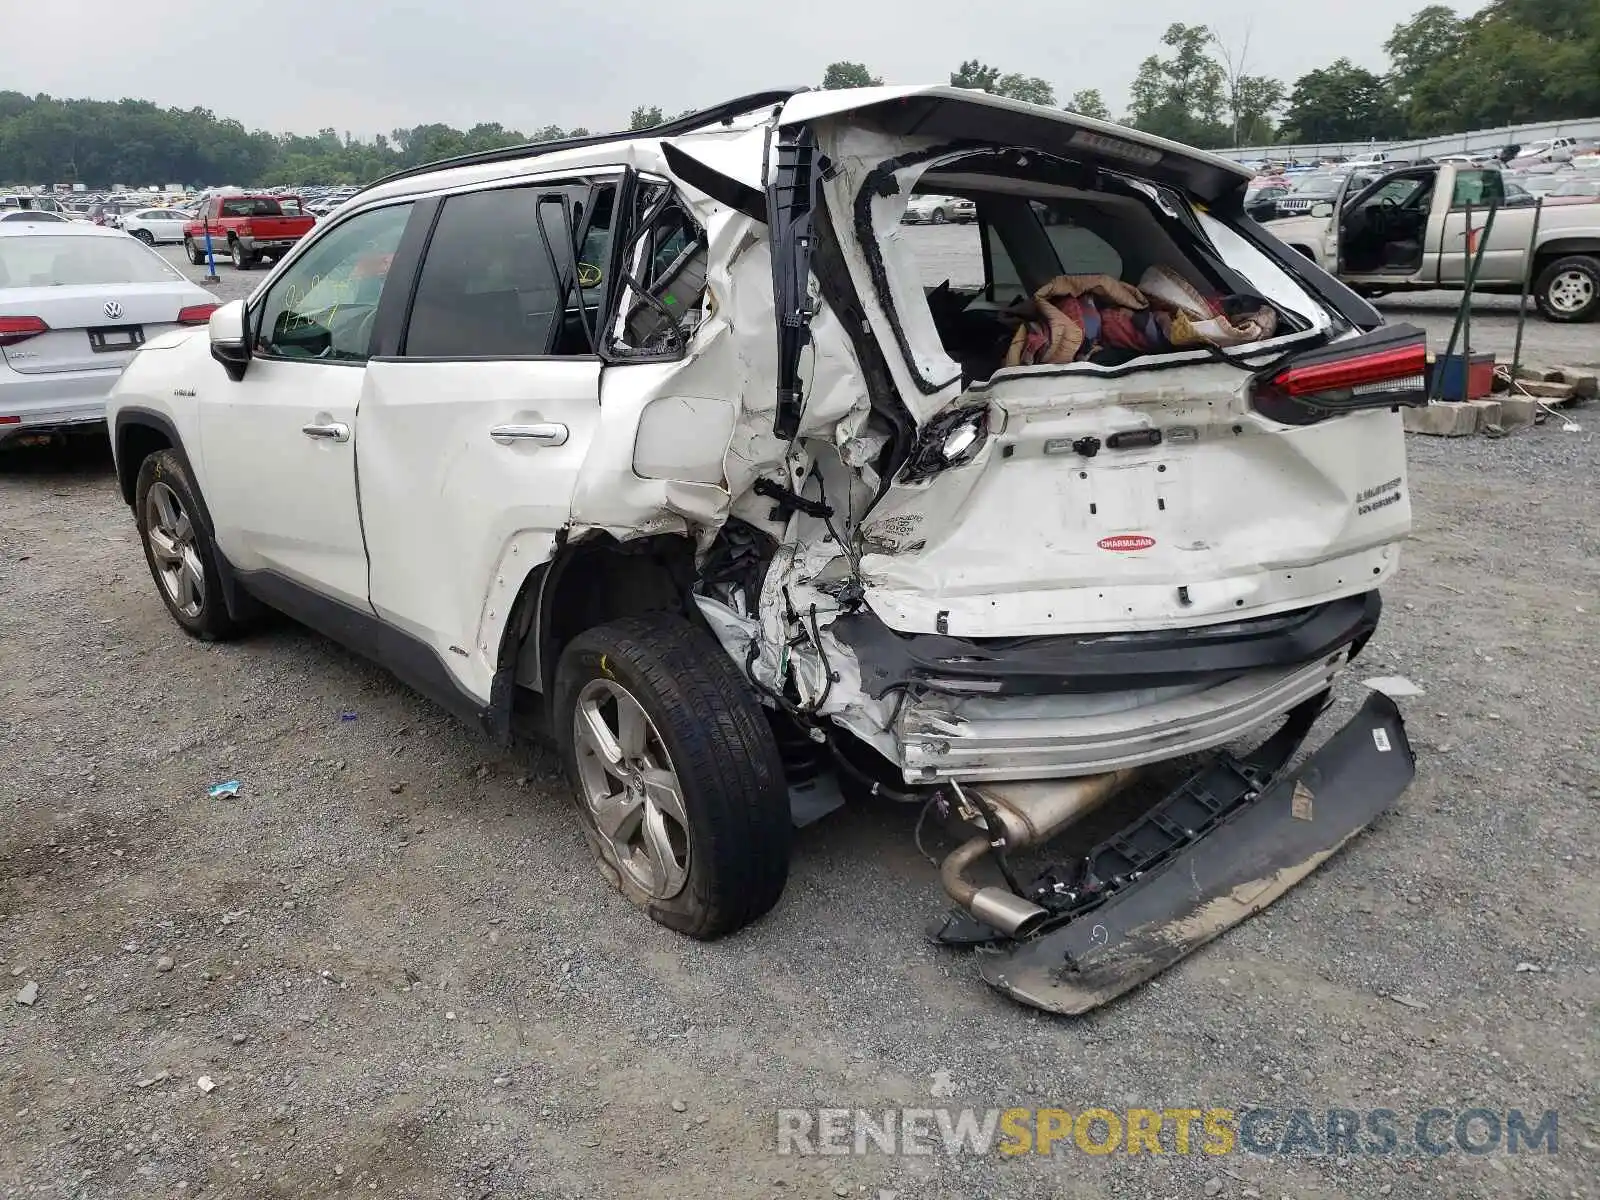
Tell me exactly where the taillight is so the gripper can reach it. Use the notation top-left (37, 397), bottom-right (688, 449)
top-left (177, 304), bottom-right (219, 325)
top-left (0, 316), bottom-right (49, 347)
top-left (1252, 326), bottom-right (1427, 426)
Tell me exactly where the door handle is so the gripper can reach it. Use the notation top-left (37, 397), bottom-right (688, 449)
top-left (489, 422), bottom-right (568, 447)
top-left (301, 421), bottom-right (350, 443)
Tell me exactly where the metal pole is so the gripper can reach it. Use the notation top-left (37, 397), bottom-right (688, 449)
top-left (1462, 202), bottom-right (1473, 363)
top-left (1510, 197), bottom-right (1544, 381)
top-left (202, 213), bottom-right (219, 283)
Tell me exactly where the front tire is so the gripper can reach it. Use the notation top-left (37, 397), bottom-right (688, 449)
top-left (134, 450), bottom-right (242, 642)
top-left (931, 207), bottom-right (948, 225)
top-left (132, 228), bottom-right (154, 245)
top-left (1534, 256), bottom-right (1600, 322)
top-left (552, 613), bottom-right (792, 939)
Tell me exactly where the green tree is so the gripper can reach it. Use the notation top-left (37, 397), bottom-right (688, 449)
top-left (1384, 4), bottom-right (1465, 105)
top-left (1066, 89), bottom-right (1111, 121)
top-left (1231, 75), bottom-right (1286, 146)
top-left (629, 105), bottom-right (664, 131)
top-left (821, 61), bottom-right (881, 90)
top-left (1283, 59), bottom-right (1404, 142)
top-left (1396, 0), bottom-right (1599, 135)
top-left (950, 60), bottom-right (1002, 91)
top-left (993, 74), bottom-right (1055, 106)
top-left (1126, 24), bottom-right (1229, 147)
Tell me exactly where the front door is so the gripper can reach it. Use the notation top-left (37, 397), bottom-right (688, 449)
top-left (359, 176), bottom-right (619, 702)
top-left (198, 200), bottom-right (416, 608)
top-left (1336, 170), bottom-right (1436, 281)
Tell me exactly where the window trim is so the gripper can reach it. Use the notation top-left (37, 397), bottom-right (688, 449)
top-left (248, 197), bottom-right (419, 367)
top-left (379, 169), bottom-right (629, 365)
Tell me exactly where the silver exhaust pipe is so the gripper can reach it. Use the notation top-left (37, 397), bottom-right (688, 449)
top-left (939, 771), bottom-right (1138, 937)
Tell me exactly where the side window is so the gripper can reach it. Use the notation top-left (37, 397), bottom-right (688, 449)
top-left (1364, 177), bottom-right (1424, 208)
top-left (1451, 170), bottom-right (1505, 209)
top-left (1031, 201), bottom-right (1124, 278)
top-left (983, 222), bottom-right (1024, 299)
top-left (403, 181), bottom-right (617, 359)
top-left (609, 181), bottom-right (708, 357)
top-left (253, 202), bottom-right (413, 363)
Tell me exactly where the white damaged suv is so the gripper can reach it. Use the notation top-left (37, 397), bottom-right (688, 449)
top-left (107, 86), bottom-right (1420, 1014)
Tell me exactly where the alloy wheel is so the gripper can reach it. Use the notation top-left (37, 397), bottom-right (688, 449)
top-left (571, 678), bottom-right (691, 900)
top-left (1547, 269), bottom-right (1594, 315)
top-left (145, 481), bottom-right (205, 618)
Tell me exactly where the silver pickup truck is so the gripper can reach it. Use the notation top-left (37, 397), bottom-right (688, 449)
top-left (1263, 162), bottom-right (1600, 322)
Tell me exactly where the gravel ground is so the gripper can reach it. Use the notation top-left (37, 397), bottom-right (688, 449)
top-left (0, 239), bottom-right (1595, 1200)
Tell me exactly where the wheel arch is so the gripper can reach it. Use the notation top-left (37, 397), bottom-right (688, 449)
top-left (116, 409), bottom-right (262, 625)
top-left (113, 409), bottom-right (204, 519)
top-left (1533, 239), bottom-right (1600, 274)
top-left (496, 531), bottom-right (701, 710)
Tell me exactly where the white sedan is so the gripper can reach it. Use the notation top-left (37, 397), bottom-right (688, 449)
top-left (0, 223), bottom-right (219, 446)
top-left (118, 207), bottom-right (193, 245)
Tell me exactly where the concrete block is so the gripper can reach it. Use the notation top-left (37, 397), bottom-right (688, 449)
top-left (1496, 395), bottom-right (1538, 430)
top-left (1404, 402), bottom-right (1481, 436)
top-left (1550, 367), bottom-right (1598, 398)
top-left (1517, 379), bottom-right (1577, 400)
top-left (1467, 399), bottom-right (1502, 428)
top-left (1513, 364), bottom-right (1561, 382)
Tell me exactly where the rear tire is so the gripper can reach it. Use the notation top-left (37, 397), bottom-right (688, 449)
top-left (134, 450), bottom-right (242, 642)
top-left (931, 208), bottom-right (948, 225)
top-left (230, 239), bottom-right (253, 271)
top-left (552, 613), bottom-right (792, 939)
top-left (185, 237), bottom-right (205, 266)
top-left (1534, 255), bottom-right (1600, 322)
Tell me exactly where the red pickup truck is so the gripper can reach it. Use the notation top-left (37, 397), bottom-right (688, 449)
top-left (183, 194), bottom-right (315, 271)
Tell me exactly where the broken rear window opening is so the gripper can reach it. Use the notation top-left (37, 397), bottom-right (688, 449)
top-left (608, 179), bottom-right (709, 359)
top-left (877, 148), bottom-right (1314, 389)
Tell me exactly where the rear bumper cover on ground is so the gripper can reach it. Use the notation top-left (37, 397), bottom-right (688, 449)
top-left (972, 690), bottom-right (1414, 1014)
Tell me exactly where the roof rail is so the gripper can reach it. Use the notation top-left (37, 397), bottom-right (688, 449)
top-left (358, 89), bottom-right (804, 196)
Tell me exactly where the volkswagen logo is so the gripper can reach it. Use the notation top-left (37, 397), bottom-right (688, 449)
top-left (103, 301), bottom-right (124, 320)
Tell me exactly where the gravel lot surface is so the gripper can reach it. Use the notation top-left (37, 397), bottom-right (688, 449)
top-left (0, 237), bottom-right (1595, 1199)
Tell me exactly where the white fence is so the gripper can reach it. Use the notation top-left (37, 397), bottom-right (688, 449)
top-left (1219, 117), bottom-right (1600, 163)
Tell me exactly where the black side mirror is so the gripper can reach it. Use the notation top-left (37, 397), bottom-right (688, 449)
top-left (208, 298), bottom-right (251, 381)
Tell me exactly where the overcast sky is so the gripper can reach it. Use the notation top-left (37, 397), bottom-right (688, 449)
top-left (8, 0), bottom-right (1485, 138)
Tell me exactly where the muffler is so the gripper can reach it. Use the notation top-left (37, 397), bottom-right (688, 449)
top-left (939, 771), bottom-right (1137, 937)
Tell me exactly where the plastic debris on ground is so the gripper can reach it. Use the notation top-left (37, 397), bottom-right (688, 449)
top-left (1361, 676), bottom-right (1426, 699)
top-left (339, 711), bottom-right (358, 722)
top-left (207, 780), bottom-right (241, 799)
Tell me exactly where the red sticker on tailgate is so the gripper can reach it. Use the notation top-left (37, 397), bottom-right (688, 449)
top-left (1097, 534), bottom-right (1156, 552)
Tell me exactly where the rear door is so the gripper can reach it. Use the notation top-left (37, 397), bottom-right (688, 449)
top-left (152, 210), bottom-right (187, 242)
top-left (359, 173), bottom-right (619, 703)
